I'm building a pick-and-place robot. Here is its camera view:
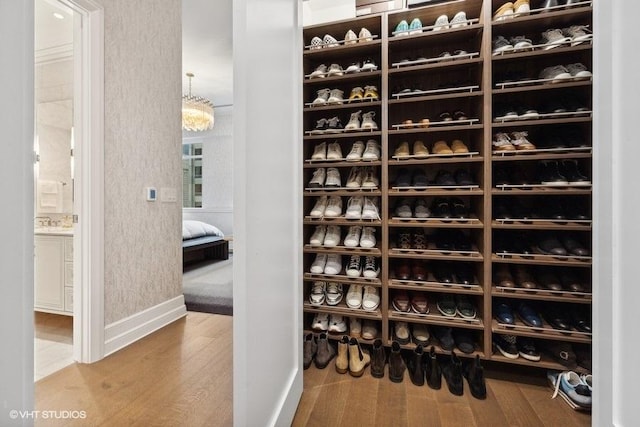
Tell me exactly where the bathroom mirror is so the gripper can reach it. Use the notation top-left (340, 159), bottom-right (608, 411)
top-left (35, 99), bottom-right (73, 216)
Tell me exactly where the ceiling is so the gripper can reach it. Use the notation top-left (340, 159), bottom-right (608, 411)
top-left (35, 0), bottom-right (234, 108)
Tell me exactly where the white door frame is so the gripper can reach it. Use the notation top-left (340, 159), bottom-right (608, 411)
top-left (58, 0), bottom-right (105, 363)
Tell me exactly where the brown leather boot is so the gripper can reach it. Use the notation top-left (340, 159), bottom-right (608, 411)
top-left (335, 335), bottom-right (349, 374)
top-left (370, 339), bottom-right (386, 378)
top-left (314, 332), bottom-right (335, 369)
top-left (389, 341), bottom-right (406, 383)
top-left (348, 337), bottom-right (370, 377)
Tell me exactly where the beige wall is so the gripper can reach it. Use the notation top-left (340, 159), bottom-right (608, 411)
top-left (100, 0), bottom-right (183, 324)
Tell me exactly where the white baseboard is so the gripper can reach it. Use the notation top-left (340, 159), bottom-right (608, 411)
top-left (103, 295), bottom-right (187, 357)
top-left (270, 368), bottom-right (303, 427)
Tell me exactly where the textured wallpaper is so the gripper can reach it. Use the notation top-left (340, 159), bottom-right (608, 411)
top-left (100, 0), bottom-right (183, 324)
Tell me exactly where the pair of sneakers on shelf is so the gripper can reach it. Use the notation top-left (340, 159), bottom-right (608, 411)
top-left (308, 167), bottom-right (341, 188)
top-left (309, 282), bottom-right (344, 306)
top-left (309, 28), bottom-right (373, 50)
top-left (492, 132), bottom-right (536, 151)
top-left (310, 253), bottom-right (343, 275)
top-left (346, 255), bottom-right (380, 279)
top-left (346, 283), bottom-right (380, 311)
top-left (309, 225), bottom-right (376, 248)
top-left (311, 312), bottom-right (348, 333)
top-left (344, 27), bottom-right (374, 44)
top-left (309, 60), bottom-right (378, 79)
top-left (346, 166), bottom-right (379, 188)
top-left (345, 110), bottom-right (378, 131)
top-left (311, 140), bottom-right (380, 161)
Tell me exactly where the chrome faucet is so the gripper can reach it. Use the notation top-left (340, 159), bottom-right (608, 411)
top-left (35, 216), bottom-right (51, 227)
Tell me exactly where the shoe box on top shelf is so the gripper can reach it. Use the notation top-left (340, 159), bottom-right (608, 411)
top-left (356, 0), bottom-right (405, 17)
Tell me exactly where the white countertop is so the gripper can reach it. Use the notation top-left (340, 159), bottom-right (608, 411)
top-left (35, 227), bottom-right (74, 236)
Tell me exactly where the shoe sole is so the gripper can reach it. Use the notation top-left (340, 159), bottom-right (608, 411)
top-left (496, 344), bottom-right (519, 359)
top-left (492, 45), bottom-right (513, 55)
top-left (519, 351), bottom-right (541, 361)
top-left (349, 364), bottom-right (369, 377)
top-left (540, 180), bottom-right (570, 186)
top-left (437, 305), bottom-right (457, 317)
top-left (335, 366), bottom-right (348, 374)
top-left (389, 374), bottom-right (404, 383)
top-left (370, 370), bottom-right (384, 378)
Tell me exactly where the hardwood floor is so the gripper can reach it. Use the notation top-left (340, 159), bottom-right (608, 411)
top-left (293, 358), bottom-right (592, 427)
top-left (36, 313), bottom-right (590, 427)
top-left (34, 312), bottom-right (74, 381)
top-left (35, 312), bottom-right (232, 427)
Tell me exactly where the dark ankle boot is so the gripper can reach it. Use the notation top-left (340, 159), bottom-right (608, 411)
top-left (314, 332), bottom-right (335, 369)
top-left (389, 341), bottom-right (406, 383)
top-left (370, 339), bottom-right (386, 378)
top-left (303, 333), bottom-right (317, 370)
top-left (408, 344), bottom-right (425, 386)
top-left (464, 355), bottom-right (487, 399)
top-left (442, 351), bottom-right (463, 396)
top-left (426, 346), bottom-right (442, 390)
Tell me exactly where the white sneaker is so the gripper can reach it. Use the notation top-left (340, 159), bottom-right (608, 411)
top-left (312, 88), bottom-right (330, 105)
top-left (346, 141), bottom-right (365, 161)
top-left (328, 314), bottom-right (347, 333)
top-left (327, 63), bottom-right (344, 76)
top-left (311, 312), bottom-right (329, 331)
top-left (362, 320), bottom-right (377, 340)
top-left (311, 141), bottom-right (326, 160)
top-left (359, 27), bottom-right (373, 42)
top-left (433, 14), bottom-right (449, 31)
top-left (323, 34), bottom-right (339, 48)
top-left (326, 282), bottom-right (343, 305)
top-left (362, 140), bottom-right (380, 160)
top-left (345, 110), bottom-right (362, 131)
top-left (327, 88), bottom-right (344, 104)
top-left (450, 11), bottom-right (469, 29)
top-left (327, 142), bottom-right (343, 160)
top-left (344, 225), bottom-right (362, 247)
top-left (361, 167), bottom-right (379, 188)
top-left (323, 225), bottom-right (341, 247)
top-left (346, 167), bottom-right (364, 188)
top-left (324, 253), bottom-right (342, 275)
top-left (310, 196), bottom-right (327, 217)
top-left (309, 225), bottom-right (327, 245)
top-left (361, 111), bottom-right (378, 130)
top-left (346, 284), bottom-right (363, 308)
top-left (344, 29), bottom-right (357, 45)
top-left (363, 256), bottom-right (380, 278)
top-left (346, 255), bottom-right (362, 277)
top-left (310, 36), bottom-right (323, 50)
top-left (324, 195), bottom-right (343, 217)
top-left (310, 253), bottom-right (327, 274)
top-left (361, 197), bottom-right (379, 220)
top-left (360, 226), bottom-right (376, 248)
top-left (309, 281), bottom-right (326, 305)
top-left (362, 285), bottom-right (380, 311)
top-left (308, 168), bottom-right (326, 188)
top-left (361, 59), bottom-right (377, 71)
top-left (309, 63), bottom-right (327, 78)
top-left (345, 196), bottom-right (364, 219)
top-left (345, 62), bottom-right (361, 74)
top-left (350, 317), bottom-right (362, 338)
top-left (325, 167), bottom-right (341, 188)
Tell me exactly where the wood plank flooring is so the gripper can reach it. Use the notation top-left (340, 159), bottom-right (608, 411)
top-left (35, 312), bottom-right (232, 427)
top-left (36, 312), bottom-right (591, 426)
top-left (293, 358), bottom-right (592, 427)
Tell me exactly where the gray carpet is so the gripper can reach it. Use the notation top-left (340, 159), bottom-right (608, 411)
top-left (182, 257), bottom-right (233, 315)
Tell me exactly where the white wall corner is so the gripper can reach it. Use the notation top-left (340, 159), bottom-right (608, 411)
top-left (103, 296), bottom-right (186, 357)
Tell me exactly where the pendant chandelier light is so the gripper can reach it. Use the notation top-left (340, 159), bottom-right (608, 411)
top-left (182, 72), bottom-right (214, 131)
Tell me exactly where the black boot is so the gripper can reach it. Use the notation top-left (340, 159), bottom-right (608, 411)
top-left (389, 341), bottom-right (406, 383)
top-left (408, 344), bottom-right (425, 386)
top-left (464, 355), bottom-right (487, 399)
top-left (370, 339), bottom-right (386, 378)
top-left (442, 351), bottom-right (463, 396)
top-left (425, 346), bottom-right (442, 390)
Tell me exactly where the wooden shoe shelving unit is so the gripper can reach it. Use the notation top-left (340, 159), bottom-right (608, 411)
top-left (302, 0), bottom-right (593, 372)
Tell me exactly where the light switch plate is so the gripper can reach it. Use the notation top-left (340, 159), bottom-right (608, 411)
top-left (161, 187), bottom-right (177, 203)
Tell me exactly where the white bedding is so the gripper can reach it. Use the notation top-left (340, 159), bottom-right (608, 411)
top-left (182, 220), bottom-right (224, 240)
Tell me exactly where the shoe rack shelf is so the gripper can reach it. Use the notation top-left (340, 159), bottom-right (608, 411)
top-left (302, 0), bottom-right (593, 373)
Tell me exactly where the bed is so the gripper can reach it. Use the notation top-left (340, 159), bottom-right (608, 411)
top-left (182, 220), bottom-right (229, 266)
